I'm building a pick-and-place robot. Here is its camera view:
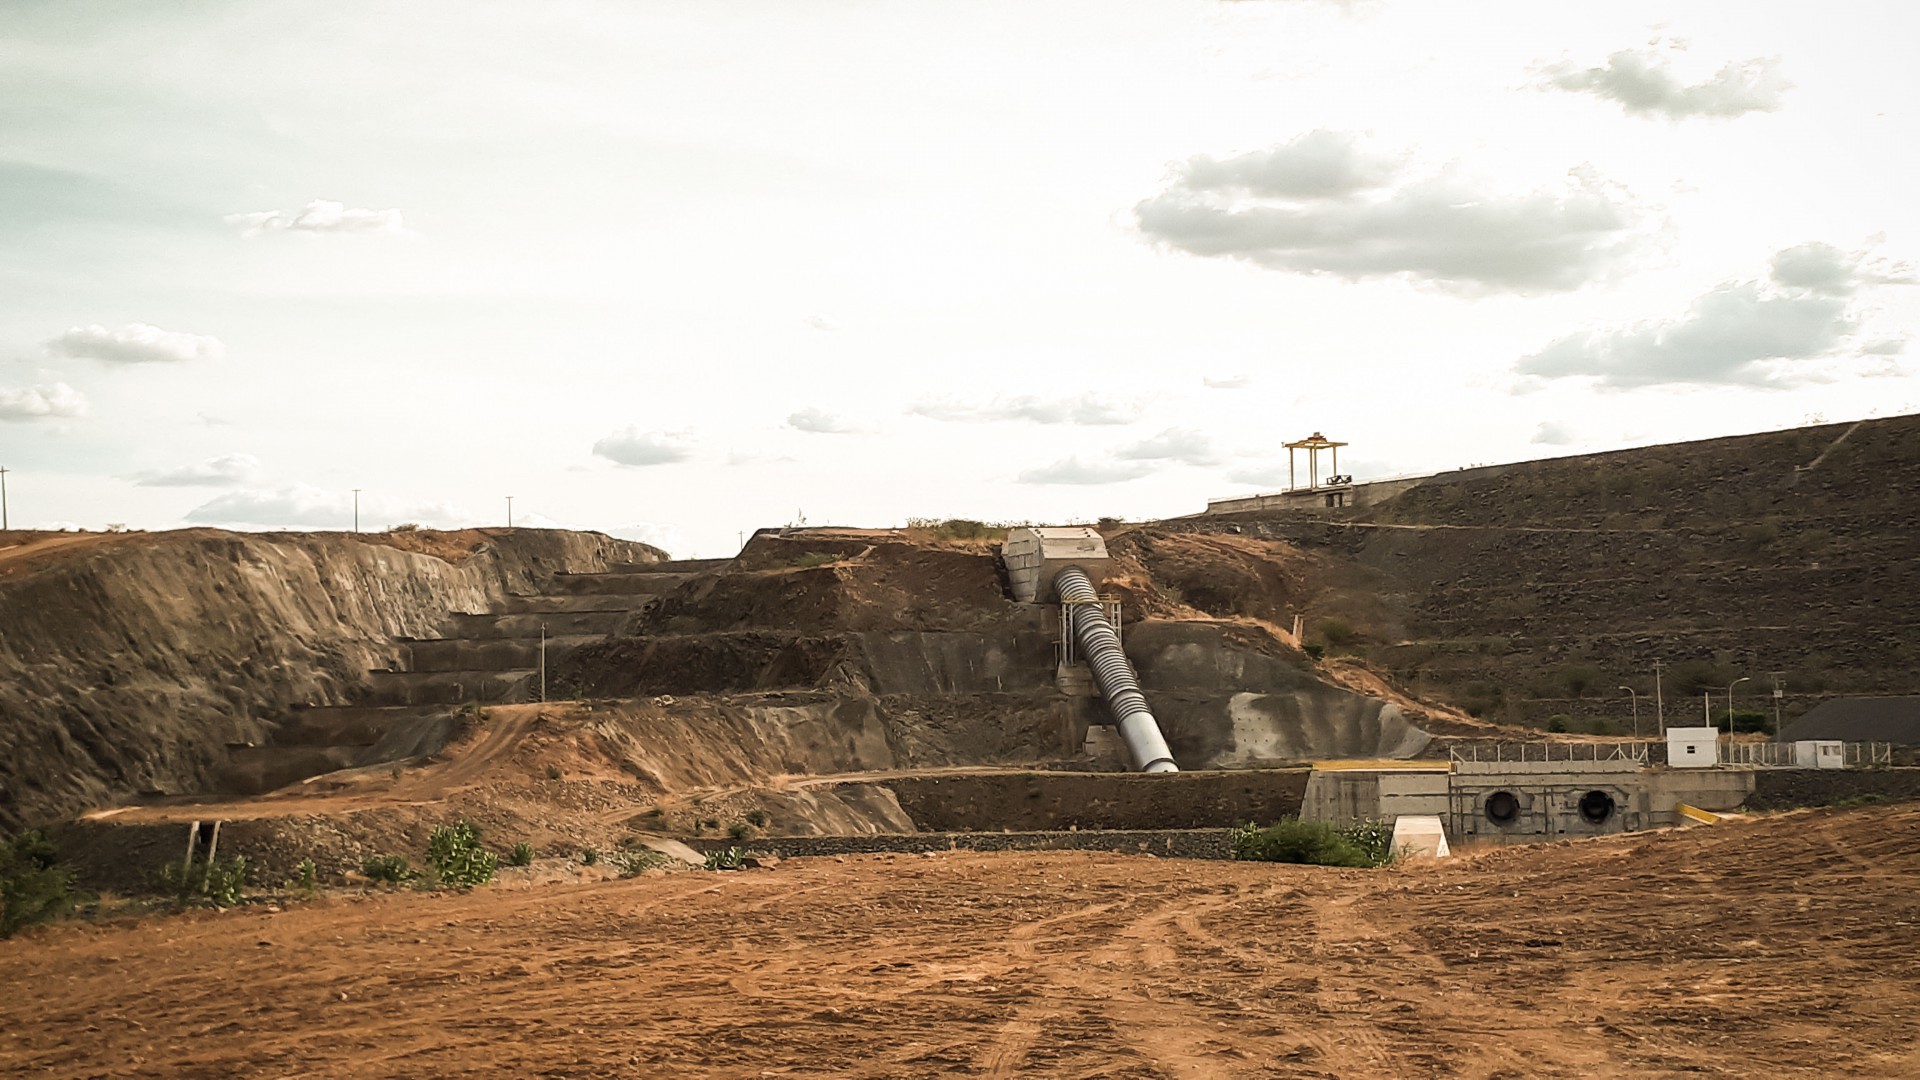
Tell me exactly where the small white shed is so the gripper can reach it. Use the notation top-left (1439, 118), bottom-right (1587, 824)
top-left (1667, 726), bottom-right (1720, 768)
top-left (1792, 740), bottom-right (1845, 769)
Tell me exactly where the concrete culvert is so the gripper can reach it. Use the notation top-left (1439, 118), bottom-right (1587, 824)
top-left (1485, 790), bottom-right (1520, 825)
top-left (1579, 789), bottom-right (1616, 826)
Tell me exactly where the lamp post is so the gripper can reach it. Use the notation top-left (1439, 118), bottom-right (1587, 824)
top-left (506, 495), bottom-right (514, 529)
top-left (1618, 685), bottom-right (1639, 739)
top-left (1725, 676), bottom-right (1751, 733)
top-left (351, 489), bottom-right (361, 533)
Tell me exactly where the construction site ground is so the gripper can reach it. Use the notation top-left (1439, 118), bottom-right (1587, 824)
top-left (5, 803), bottom-right (1917, 1079)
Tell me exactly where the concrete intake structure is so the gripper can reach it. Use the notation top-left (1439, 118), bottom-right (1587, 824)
top-left (1054, 565), bottom-right (1178, 773)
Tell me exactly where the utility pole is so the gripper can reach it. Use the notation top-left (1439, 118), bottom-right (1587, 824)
top-left (1652, 659), bottom-right (1665, 736)
top-left (1770, 672), bottom-right (1787, 741)
top-left (539, 621), bottom-right (547, 703)
top-left (351, 489), bottom-right (361, 533)
top-left (506, 495), bottom-right (514, 529)
top-left (1, 466), bottom-right (9, 530)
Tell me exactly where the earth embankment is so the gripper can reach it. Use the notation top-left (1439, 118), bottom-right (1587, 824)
top-left (0, 528), bottom-right (661, 832)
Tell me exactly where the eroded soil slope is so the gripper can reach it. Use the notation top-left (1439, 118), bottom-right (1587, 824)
top-left (0, 528), bottom-right (661, 832)
top-left (6, 803), bottom-right (1917, 1078)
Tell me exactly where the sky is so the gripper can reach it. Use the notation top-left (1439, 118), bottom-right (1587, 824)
top-left (2, 0), bottom-right (1915, 556)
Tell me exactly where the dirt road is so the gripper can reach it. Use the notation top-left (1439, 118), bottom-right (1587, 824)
top-left (5, 805), bottom-right (1919, 1078)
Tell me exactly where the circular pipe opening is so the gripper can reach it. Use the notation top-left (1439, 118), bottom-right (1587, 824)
top-left (1484, 790), bottom-right (1520, 825)
top-left (1579, 790), bottom-right (1616, 825)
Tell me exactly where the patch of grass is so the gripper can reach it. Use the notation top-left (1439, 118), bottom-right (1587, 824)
top-left (582, 848), bottom-right (601, 866)
top-left (1230, 819), bottom-right (1395, 868)
top-left (508, 843), bottom-right (535, 867)
top-left (744, 809), bottom-right (769, 828)
top-left (157, 854), bottom-right (248, 906)
top-left (615, 849), bottom-right (670, 877)
top-left (727, 821), bottom-right (756, 841)
top-left (427, 821), bottom-right (498, 889)
top-left (789, 552), bottom-right (841, 569)
top-left (362, 855), bottom-right (418, 884)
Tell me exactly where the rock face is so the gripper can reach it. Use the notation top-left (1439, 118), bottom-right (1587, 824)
top-left (0, 528), bottom-right (660, 831)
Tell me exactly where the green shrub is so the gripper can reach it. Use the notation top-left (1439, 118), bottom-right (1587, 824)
top-left (1229, 819), bottom-right (1391, 868)
top-left (703, 847), bottom-right (749, 871)
top-left (508, 842), bottom-right (535, 867)
top-left (427, 821), bottom-right (498, 888)
top-left (790, 552), bottom-right (840, 569)
top-left (2, 830), bottom-right (80, 937)
top-left (363, 855), bottom-right (417, 884)
top-left (1546, 715), bottom-right (1570, 733)
top-left (1301, 643), bottom-right (1325, 661)
top-left (294, 858), bottom-right (319, 896)
top-left (1556, 663), bottom-right (1602, 697)
top-left (744, 809), bottom-right (769, 828)
top-left (582, 848), bottom-right (600, 866)
top-left (1725, 709), bottom-right (1772, 734)
top-left (727, 821), bottom-right (755, 841)
top-left (1317, 618), bottom-right (1360, 647)
top-left (157, 854), bottom-right (248, 906)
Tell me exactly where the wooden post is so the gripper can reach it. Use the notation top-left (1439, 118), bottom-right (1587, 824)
top-left (184, 821), bottom-right (200, 870)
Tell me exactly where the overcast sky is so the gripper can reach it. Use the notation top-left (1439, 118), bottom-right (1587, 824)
top-left (2, 1), bottom-right (1915, 555)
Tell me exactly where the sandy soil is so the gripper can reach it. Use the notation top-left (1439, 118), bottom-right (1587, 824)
top-left (6, 804), bottom-right (1918, 1078)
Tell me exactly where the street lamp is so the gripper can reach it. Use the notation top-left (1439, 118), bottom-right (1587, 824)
top-left (1618, 685), bottom-right (1639, 739)
top-left (1725, 676), bottom-right (1751, 732)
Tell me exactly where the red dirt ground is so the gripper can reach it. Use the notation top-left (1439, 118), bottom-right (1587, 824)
top-left (5, 804), bottom-right (1917, 1078)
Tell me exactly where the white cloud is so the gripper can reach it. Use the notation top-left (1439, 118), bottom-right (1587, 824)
top-left (0, 382), bottom-right (88, 421)
top-left (1114, 427), bottom-right (1220, 466)
top-left (592, 427), bottom-right (695, 466)
top-left (185, 485), bottom-right (470, 529)
top-left (225, 199), bottom-right (407, 237)
top-left (1225, 463), bottom-right (1290, 487)
top-left (1203, 374), bottom-right (1251, 390)
top-left (1518, 243), bottom-right (1915, 389)
top-left (1016, 457), bottom-right (1153, 485)
top-left (1770, 242), bottom-right (1912, 297)
top-left (47, 323), bottom-right (224, 364)
top-left (1136, 133), bottom-right (1641, 293)
top-left (1540, 46), bottom-right (1790, 119)
top-left (910, 392), bottom-right (1141, 426)
top-left (804, 313), bottom-right (840, 331)
top-left (1531, 422), bottom-right (1574, 446)
top-left (606, 520), bottom-right (689, 555)
top-left (1172, 129), bottom-right (1400, 201)
top-left (787, 407), bottom-right (856, 434)
top-left (131, 452), bottom-right (260, 487)
top-left (1860, 338), bottom-right (1908, 357)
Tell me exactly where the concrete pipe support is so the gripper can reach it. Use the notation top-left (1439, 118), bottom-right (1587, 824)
top-left (1054, 565), bottom-right (1178, 773)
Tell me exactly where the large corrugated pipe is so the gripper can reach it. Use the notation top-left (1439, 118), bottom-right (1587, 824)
top-left (1054, 565), bottom-right (1178, 773)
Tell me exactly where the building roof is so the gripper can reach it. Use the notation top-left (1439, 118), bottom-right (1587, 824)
top-left (1780, 696), bottom-right (1920, 743)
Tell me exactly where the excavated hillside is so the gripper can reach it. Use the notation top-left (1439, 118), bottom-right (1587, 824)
top-left (0, 528), bottom-right (663, 833)
top-left (551, 527), bottom-right (1451, 773)
top-left (15, 523), bottom-right (1477, 890)
top-left (1187, 413), bottom-right (1920, 732)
